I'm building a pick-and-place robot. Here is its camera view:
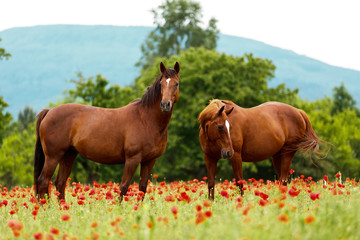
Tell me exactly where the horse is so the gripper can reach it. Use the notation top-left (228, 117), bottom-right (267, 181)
top-left (34, 62), bottom-right (180, 202)
top-left (198, 99), bottom-right (327, 200)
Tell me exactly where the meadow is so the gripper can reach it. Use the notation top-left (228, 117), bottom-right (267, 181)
top-left (1, 173), bottom-right (359, 240)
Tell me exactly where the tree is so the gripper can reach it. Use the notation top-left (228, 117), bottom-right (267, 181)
top-left (331, 82), bottom-right (357, 115)
top-left (0, 123), bottom-right (35, 187)
top-left (0, 37), bottom-right (11, 60)
top-left (0, 96), bottom-right (12, 145)
top-left (137, 0), bottom-right (219, 69)
top-left (18, 106), bottom-right (37, 131)
top-left (134, 47), bottom-right (299, 180)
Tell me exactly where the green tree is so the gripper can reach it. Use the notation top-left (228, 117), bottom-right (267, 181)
top-left (0, 123), bottom-right (35, 187)
top-left (331, 82), bottom-right (357, 115)
top-left (0, 37), bottom-right (11, 61)
top-left (0, 96), bottom-right (12, 145)
top-left (137, 0), bottom-right (219, 69)
top-left (18, 106), bottom-right (37, 131)
top-left (134, 47), bottom-right (299, 180)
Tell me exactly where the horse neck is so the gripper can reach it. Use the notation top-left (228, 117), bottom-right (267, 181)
top-left (142, 98), bottom-right (173, 132)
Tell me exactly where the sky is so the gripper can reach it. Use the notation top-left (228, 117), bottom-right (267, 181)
top-left (1, 0), bottom-right (359, 71)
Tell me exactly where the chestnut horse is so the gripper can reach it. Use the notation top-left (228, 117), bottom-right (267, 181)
top-left (34, 62), bottom-right (180, 202)
top-left (198, 99), bottom-right (326, 200)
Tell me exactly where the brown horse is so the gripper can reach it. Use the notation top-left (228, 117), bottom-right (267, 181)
top-left (34, 62), bottom-right (180, 202)
top-left (198, 99), bottom-right (326, 200)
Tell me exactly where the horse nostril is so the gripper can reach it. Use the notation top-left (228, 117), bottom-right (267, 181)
top-left (166, 101), bottom-right (171, 109)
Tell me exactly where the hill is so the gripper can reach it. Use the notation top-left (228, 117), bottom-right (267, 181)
top-left (0, 25), bottom-right (359, 116)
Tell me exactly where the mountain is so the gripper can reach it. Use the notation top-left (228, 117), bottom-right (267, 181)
top-left (0, 25), bottom-right (359, 116)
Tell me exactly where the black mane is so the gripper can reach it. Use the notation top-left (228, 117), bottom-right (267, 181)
top-left (140, 68), bottom-right (177, 107)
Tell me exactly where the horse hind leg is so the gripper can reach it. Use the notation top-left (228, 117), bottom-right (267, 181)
top-left (276, 150), bottom-right (296, 185)
top-left (37, 155), bottom-right (62, 200)
top-left (55, 149), bottom-right (78, 200)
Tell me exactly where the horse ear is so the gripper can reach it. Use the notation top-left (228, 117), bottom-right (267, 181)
top-left (174, 62), bottom-right (180, 74)
top-left (226, 107), bottom-right (234, 116)
top-left (160, 62), bottom-right (166, 74)
top-left (218, 105), bottom-right (225, 116)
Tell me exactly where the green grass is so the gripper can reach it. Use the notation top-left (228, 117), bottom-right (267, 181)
top-left (0, 177), bottom-right (359, 240)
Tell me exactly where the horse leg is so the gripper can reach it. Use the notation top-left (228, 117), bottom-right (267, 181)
top-left (271, 152), bottom-right (282, 181)
top-left (55, 149), bottom-right (77, 200)
top-left (279, 151), bottom-right (296, 185)
top-left (139, 158), bottom-right (156, 201)
top-left (37, 156), bottom-right (61, 200)
top-left (230, 153), bottom-right (244, 196)
top-left (204, 154), bottom-right (218, 201)
top-left (119, 154), bottom-right (141, 203)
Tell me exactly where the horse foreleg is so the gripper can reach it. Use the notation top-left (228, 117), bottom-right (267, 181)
top-left (230, 153), bottom-right (244, 196)
top-left (279, 151), bottom-right (296, 185)
top-left (119, 154), bottom-right (141, 203)
top-left (55, 150), bottom-right (77, 200)
top-left (139, 158), bottom-right (157, 201)
top-left (204, 154), bottom-right (218, 201)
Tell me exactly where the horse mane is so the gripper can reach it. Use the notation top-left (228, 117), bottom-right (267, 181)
top-left (139, 68), bottom-right (178, 107)
top-left (198, 99), bottom-right (233, 129)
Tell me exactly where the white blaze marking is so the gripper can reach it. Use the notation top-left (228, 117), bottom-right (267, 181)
top-left (225, 120), bottom-right (230, 138)
top-left (166, 78), bottom-right (171, 85)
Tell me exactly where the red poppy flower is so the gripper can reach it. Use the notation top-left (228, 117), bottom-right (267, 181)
top-left (33, 232), bottom-right (43, 240)
top-left (288, 188), bottom-right (300, 197)
top-left (277, 213), bottom-right (289, 223)
top-left (153, 174), bottom-right (158, 179)
top-left (323, 175), bottom-right (328, 182)
top-left (335, 173), bottom-right (341, 178)
top-left (220, 190), bottom-right (230, 198)
top-left (289, 169), bottom-right (295, 174)
top-left (310, 192), bottom-right (320, 201)
top-left (203, 200), bottom-right (212, 207)
top-left (304, 213), bottom-right (316, 224)
top-left (50, 227), bottom-right (60, 235)
top-left (171, 206), bottom-right (178, 215)
top-left (195, 204), bottom-right (202, 212)
top-left (61, 214), bottom-right (71, 221)
top-left (204, 210), bottom-right (213, 218)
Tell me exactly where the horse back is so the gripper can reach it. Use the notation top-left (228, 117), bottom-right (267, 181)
top-left (229, 102), bottom-right (306, 161)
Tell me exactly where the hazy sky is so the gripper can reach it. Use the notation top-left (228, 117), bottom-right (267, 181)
top-left (1, 0), bottom-right (359, 71)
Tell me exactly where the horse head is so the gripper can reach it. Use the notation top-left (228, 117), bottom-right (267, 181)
top-left (204, 105), bottom-right (234, 159)
top-left (159, 62), bottom-right (180, 113)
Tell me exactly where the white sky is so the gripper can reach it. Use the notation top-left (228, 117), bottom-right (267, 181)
top-left (1, 0), bottom-right (359, 71)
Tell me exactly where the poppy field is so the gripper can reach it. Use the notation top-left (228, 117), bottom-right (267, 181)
top-left (1, 173), bottom-right (359, 240)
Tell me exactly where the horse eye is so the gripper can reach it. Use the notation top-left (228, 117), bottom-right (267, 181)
top-left (175, 82), bottom-right (179, 87)
top-left (217, 125), bottom-right (223, 131)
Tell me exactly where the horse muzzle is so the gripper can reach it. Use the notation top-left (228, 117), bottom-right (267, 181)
top-left (221, 149), bottom-right (233, 159)
top-left (160, 100), bottom-right (172, 112)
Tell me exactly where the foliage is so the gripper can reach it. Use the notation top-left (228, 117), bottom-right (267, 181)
top-left (0, 177), bottom-right (359, 239)
top-left (134, 47), bottom-right (299, 180)
top-left (0, 96), bottom-right (12, 145)
top-left (0, 37), bottom-right (11, 61)
top-left (0, 123), bottom-right (35, 187)
top-left (331, 81), bottom-right (358, 116)
top-left (293, 97), bottom-right (360, 178)
top-left (18, 106), bottom-right (37, 132)
top-left (137, 0), bottom-right (219, 68)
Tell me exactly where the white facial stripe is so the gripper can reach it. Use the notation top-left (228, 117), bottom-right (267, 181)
top-left (225, 120), bottom-right (230, 137)
top-left (166, 78), bottom-right (171, 85)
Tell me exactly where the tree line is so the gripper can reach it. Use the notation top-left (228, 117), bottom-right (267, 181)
top-left (1, 0), bottom-right (359, 187)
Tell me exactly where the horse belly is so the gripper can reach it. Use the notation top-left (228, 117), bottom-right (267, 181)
top-left (241, 135), bottom-right (284, 162)
top-left (74, 137), bottom-right (125, 164)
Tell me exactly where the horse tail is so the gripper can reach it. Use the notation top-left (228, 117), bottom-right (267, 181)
top-left (297, 110), bottom-right (329, 159)
top-left (34, 109), bottom-right (49, 195)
